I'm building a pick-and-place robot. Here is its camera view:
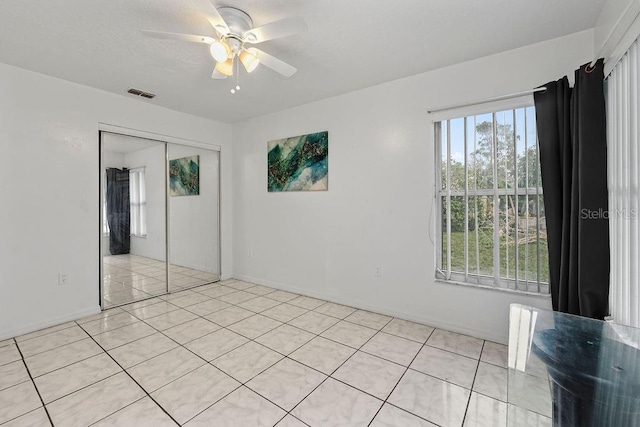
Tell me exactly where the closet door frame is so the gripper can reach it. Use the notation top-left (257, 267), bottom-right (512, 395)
top-left (98, 123), bottom-right (221, 310)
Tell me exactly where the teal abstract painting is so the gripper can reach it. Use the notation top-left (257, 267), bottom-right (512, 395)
top-left (267, 131), bottom-right (328, 192)
top-left (169, 155), bottom-right (199, 196)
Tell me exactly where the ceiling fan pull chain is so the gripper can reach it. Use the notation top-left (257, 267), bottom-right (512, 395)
top-left (231, 57), bottom-right (241, 94)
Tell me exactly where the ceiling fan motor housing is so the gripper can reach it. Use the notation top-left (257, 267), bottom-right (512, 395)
top-left (219, 7), bottom-right (253, 38)
top-left (218, 7), bottom-right (253, 57)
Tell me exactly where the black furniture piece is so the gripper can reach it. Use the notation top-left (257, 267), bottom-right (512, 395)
top-left (508, 304), bottom-right (640, 426)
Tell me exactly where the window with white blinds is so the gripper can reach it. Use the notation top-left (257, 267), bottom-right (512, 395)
top-left (607, 38), bottom-right (640, 328)
top-left (129, 168), bottom-right (147, 237)
top-left (435, 106), bottom-right (549, 293)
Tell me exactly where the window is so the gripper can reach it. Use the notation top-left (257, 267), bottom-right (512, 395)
top-left (435, 106), bottom-right (549, 293)
top-left (129, 168), bottom-right (147, 237)
top-left (607, 38), bottom-right (640, 327)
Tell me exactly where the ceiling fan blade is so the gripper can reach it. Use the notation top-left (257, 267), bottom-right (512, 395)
top-left (189, 0), bottom-right (230, 36)
top-left (243, 17), bottom-right (307, 44)
top-left (141, 31), bottom-right (215, 44)
top-left (211, 67), bottom-right (227, 79)
top-left (249, 48), bottom-right (297, 77)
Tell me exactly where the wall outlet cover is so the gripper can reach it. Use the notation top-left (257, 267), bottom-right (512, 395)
top-left (58, 273), bottom-right (69, 286)
top-left (374, 266), bottom-right (382, 277)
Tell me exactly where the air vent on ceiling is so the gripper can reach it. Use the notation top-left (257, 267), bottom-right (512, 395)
top-left (127, 88), bottom-right (156, 99)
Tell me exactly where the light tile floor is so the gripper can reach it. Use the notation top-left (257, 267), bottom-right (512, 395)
top-left (0, 279), bottom-right (551, 426)
top-left (103, 254), bottom-right (220, 307)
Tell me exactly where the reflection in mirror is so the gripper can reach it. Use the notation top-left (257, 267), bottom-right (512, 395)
top-left (101, 133), bottom-right (167, 307)
top-left (168, 145), bottom-right (220, 291)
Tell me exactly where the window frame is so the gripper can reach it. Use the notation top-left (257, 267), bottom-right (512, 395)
top-left (129, 167), bottom-right (147, 238)
top-left (433, 98), bottom-right (549, 295)
top-left (102, 170), bottom-right (109, 236)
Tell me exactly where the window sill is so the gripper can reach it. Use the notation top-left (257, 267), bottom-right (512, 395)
top-left (131, 234), bottom-right (147, 239)
top-left (435, 278), bottom-right (551, 298)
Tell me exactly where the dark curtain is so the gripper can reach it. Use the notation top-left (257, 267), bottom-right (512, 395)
top-left (534, 59), bottom-right (609, 319)
top-left (106, 168), bottom-right (130, 255)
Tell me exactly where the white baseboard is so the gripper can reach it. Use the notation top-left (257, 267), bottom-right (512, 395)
top-left (233, 273), bottom-right (507, 344)
top-left (0, 306), bottom-right (101, 341)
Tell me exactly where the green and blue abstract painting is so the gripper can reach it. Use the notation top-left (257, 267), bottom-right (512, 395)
top-left (169, 155), bottom-right (199, 196)
top-left (267, 131), bottom-right (328, 192)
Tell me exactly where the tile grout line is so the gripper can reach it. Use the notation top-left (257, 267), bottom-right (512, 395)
top-left (22, 342), bottom-right (106, 381)
top-left (13, 322), bottom-right (78, 346)
top-left (460, 340), bottom-right (486, 425)
top-left (16, 335), bottom-right (89, 363)
top-left (405, 333), bottom-right (499, 423)
top-left (365, 326), bottom-right (438, 427)
top-left (74, 321), bottom-right (182, 427)
top-left (11, 338), bottom-right (55, 427)
top-left (284, 315), bottom-right (396, 424)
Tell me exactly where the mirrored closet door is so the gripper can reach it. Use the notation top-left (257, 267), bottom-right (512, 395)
top-left (100, 131), bottom-right (220, 308)
top-left (168, 145), bottom-right (220, 291)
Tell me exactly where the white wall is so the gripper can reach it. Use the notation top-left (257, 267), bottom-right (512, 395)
top-left (231, 30), bottom-right (595, 344)
top-left (0, 62), bottom-right (232, 340)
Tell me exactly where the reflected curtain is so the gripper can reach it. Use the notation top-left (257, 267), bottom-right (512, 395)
top-left (534, 59), bottom-right (610, 319)
top-left (106, 168), bottom-right (130, 255)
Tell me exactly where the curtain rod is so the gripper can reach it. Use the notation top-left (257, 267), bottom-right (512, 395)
top-left (427, 87), bottom-right (547, 114)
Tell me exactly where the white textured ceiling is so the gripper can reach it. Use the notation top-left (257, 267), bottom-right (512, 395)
top-left (0, 0), bottom-right (605, 123)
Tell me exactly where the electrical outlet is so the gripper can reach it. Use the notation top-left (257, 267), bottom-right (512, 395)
top-left (374, 266), bottom-right (382, 277)
top-left (58, 272), bottom-right (69, 286)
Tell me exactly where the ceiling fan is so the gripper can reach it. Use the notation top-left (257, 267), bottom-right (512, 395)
top-left (142, 0), bottom-right (307, 85)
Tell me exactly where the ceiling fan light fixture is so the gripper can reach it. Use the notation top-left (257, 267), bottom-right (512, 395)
top-left (215, 57), bottom-right (234, 76)
top-left (142, 5), bottom-right (306, 83)
top-left (210, 40), bottom-right (231, 62)
top-left (239, 49), bottom-right (260, 73)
